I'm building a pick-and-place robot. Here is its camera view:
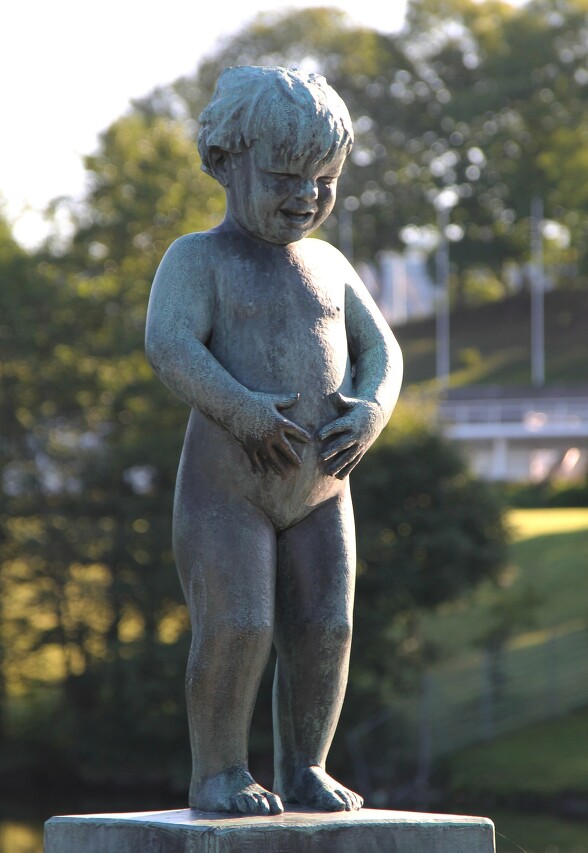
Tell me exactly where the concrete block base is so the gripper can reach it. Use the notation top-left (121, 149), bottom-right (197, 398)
top-left (45, 806), bottom-right (495, 852)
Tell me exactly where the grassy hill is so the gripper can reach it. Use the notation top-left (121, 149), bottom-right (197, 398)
top-left (424, 509), bottom-right (588, 853)
top-left (421, 508), bottom-right (588, 658)
top-left (394, 288), bottom-right (588, 387)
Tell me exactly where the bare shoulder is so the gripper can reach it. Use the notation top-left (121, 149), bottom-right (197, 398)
top-left (155, 230), bottom-right (223, 285)
top-left (301, 236), bottom-right (346, 263)
top-left (147, 231), bottom-right (223, 348)
top-left (301, 237), bottom-right (363, 283)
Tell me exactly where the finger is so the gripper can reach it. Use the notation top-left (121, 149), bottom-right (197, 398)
top-left (266, 446), bottom-right (289, 476)
top-left (246, 451), bottom-right (259, 475)
top-left (320, 434), bottom-right (356, 462)
top-left (274, 437), bottom-right (303, 468)
top-left (274, 393), bottom-right (300, 411)
top-left (318, 417), bottom-right (353, 442)
top-left (325, 446), bottom-right (360, 477)
top-left (282, 419), bottom-right (312, 443)
top-left (335, 454), bottom-right (363, 480)
top-left (252, 450), bottom-right (269, 475)
top-left (330, 391), bottom-right (355, 411)
top-left (246, 446), bottom-right (262, 474)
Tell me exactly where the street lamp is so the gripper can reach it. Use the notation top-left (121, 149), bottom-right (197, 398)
top-left (433, 188), bottom-right (459, 389)
top-left (530, 196), bottom-right (544, 388)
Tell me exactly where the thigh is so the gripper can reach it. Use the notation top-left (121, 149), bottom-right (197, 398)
top-left (173, 473), bottom-right (278, 631)
top-left (275, 485), bottom-right (356, 631)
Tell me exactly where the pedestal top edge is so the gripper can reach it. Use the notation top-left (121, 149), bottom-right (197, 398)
top-left (45, 807), bottom-right (494, 830)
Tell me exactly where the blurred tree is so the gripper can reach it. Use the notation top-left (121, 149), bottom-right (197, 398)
top-left (348, 400), bottom-right (508, 714)
top-left (0, 116), bottom-right (225, 790)
top-left (400, 0), bottom-right (588, 296)
top-left (153, 1), bottom-right (588, 300)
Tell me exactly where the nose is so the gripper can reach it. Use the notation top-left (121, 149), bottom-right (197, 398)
top-left (295, 179), bottom-right (319, 202)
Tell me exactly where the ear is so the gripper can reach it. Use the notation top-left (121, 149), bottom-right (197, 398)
top-left (208, 147), bottom-right (233, 187)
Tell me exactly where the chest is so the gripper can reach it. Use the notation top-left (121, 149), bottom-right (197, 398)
top-left (214, 245), bottom-right (344, 334)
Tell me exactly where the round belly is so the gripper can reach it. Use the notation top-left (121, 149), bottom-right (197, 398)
top-left (178, 401), bottom-right (346, 530)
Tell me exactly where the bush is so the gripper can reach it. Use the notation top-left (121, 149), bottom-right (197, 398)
top-left (500, 480), bottom-right (588, 508)
top-left (348, 399), bottom-right (509, 709)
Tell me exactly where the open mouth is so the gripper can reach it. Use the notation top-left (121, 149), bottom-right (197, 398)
top-left (280, 209), bottom-right (316, 226)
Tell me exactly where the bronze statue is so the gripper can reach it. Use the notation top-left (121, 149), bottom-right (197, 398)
top-left (145, 66), bottom-right (403, 816)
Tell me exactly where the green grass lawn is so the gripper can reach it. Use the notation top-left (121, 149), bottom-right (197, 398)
top-left (490, 809), bottom-right (588, 853)
top-left (445, 709), bottom-right (588, 853)
top-left (449, 707), bottom-right (588, 797)
top-left (509, 508), bottom-right (588, 540)
top-left (428, 508), bottom-right (588, 853)
top-left (421, 508), bottom-right (588, 659)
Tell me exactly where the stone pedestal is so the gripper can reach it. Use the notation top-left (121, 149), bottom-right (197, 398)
top-left (45, 806), bottom-right (495, 852)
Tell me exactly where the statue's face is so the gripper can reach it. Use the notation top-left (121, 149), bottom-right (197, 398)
top-left (225, 138), bottom-right (347, 245)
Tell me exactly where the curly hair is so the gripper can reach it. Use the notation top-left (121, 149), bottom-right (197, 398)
top-left (197, 65), bottom-right (354, 178)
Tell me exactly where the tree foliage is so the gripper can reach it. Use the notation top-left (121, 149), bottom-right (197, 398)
top-left (157, 0), bottom-right (588, 300)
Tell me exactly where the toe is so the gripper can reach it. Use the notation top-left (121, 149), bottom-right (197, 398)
top-left (234, 793), bottom-right (254, 814)
top-left (267, 793), bottom-right (285, 814)
top-left (335, 789), bottom-right (353, 810)
top-left (324, 791), bottom-right (346, 811)
top-left (255, 794), bottom-right (271, 815)
top-left (347, 791), bottom-right (363, 810)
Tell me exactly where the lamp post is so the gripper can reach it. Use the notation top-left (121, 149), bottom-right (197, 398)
top-left (339, 195), bottom-right (359, 263)
top-left (433, 188), bottom-right (459, 389)
top-left (530, 196), bottom-right (545, 388)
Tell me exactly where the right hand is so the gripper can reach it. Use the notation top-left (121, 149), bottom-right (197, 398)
top-left (232, 392), bottom-right (312, 476)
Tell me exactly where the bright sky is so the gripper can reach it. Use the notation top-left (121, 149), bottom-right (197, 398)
top-left (3, 0), bottom-right (528, 248)
top-left (2, 0), bottom-right (410, 247)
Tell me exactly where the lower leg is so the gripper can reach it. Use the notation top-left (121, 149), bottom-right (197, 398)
top-left (186, 623), bottom-right (277, 810)
top-left (273, 625), bottom-right (362, 811)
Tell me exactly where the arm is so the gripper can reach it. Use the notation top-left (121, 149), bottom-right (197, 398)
top-left (145, 235), bottom-right (310, 474)
top-left (318, 266), bottom-right (403, 478)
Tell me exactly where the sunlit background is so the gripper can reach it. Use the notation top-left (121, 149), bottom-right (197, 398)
top-left (3, 2), bottom-right (588, 853)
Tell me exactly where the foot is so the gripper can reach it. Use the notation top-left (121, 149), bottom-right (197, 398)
top-left (285, 765), bottom-right (363, 812)
top-left (190, 767), bottom-right (284, 815)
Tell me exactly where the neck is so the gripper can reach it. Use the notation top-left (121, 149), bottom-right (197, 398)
top-left (218, 210), bottom-right (298, 250)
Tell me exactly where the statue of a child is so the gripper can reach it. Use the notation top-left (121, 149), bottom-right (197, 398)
top-left (145, 65), bottom-right (403, 816)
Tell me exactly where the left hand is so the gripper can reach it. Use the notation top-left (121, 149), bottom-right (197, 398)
top-left (318, 391), bottom-right (384, 479)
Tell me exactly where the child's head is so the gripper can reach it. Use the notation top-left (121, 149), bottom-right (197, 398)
top-left (198, 66), bottom-right (354, 245)
top-left (198, 66), bottom-right (354, 178)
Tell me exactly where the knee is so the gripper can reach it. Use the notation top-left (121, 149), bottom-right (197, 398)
top-left (295, 616), bottom-right (353, 651)
top-left (324, 618), bottom-right (353, 650)
top-left (197, 619), bottom-right (274, 657)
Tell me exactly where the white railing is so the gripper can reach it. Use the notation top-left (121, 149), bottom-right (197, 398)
top-left (439, 398), bottom-right (588, 428)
